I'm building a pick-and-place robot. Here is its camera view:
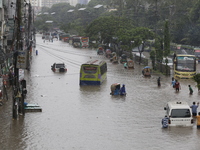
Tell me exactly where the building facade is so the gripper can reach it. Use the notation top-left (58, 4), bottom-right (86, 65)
top-left (30, 0), bottom-right (41, 7)
top-left (69, 0), bottom-right (78, 6)
top-left (40, 0), bottom-right (89, 7)
top-left (78, 0), bottom-right (88, 5)
top-left (41, 0), bottom-right (70, 8)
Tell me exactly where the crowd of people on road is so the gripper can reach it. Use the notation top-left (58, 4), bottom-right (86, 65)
top-left (158, 76), bottom-right (194, 94)
top-left (160, 76), bottom-right (199, 129)
top-left (170, 77), bottom-right (181, 91)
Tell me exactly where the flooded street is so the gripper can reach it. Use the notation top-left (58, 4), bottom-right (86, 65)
top-left (1, 34), bottom-right (200, 150)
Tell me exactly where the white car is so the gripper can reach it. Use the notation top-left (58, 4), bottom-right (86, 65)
top-left (51, 63), bottom-right (67, 73)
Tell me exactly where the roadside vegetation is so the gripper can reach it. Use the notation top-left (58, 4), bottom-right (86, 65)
top-left (35, 0), bottom-right (200, 66)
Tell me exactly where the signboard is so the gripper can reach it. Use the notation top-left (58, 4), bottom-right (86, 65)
top-left (19, 69), bottom-right (24, 81)
top-left (0, 77), bottom-right (2, 87)
top-left (16, 51), bottom-right (27, 69)
top-left (0, 0), bottom-right (2, 8)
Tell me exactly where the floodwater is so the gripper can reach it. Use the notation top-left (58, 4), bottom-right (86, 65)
top-left (0, 34), bottom-right (200, 150)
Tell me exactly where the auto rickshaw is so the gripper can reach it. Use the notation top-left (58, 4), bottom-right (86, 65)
top-left (127, 60), bottom-right (134, 69)
top-left (105, 49), bottom-right (112, 58)
top-left (110, 83), bottom-right (121, 95)
top-left (142, 66), bottom-right (151, 77)
top-left (110, 52), bottom-right (118, 64)
top-left (97, 47), bottom-right (104, 55)
top-left (120, 54), bottom-right (127, 64)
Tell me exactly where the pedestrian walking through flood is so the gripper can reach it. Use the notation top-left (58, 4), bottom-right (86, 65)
top-left (188, 85), bottom-right (193, 95)
top-left (174, 80), bottom-right (181, 92)
top-left (171, 77), bottom-right (175, 88)
top-left (157, 77), bottom-right (161, 87)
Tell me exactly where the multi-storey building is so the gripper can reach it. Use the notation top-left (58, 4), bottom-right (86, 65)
top-left (41, 0), bottom-right (89, 7)
top-left (78, 0), bottom-right (89, 5)
top-left (29, 0), bottom-right (42, 13)
top-left (69, 0), bottom-right (78, 6)
top-left (29, 0), bottom-right (42, 7)
top-left (41, 0), bottom-right (70, 8)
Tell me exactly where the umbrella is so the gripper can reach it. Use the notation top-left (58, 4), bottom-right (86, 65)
top-left (144, 66), bottom-right (150, 69)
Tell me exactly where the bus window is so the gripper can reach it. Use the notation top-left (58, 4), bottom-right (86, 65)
top-left (100, 63), bottom-right (107, 75)
top-left (83, 66), bottom-right (97, 74)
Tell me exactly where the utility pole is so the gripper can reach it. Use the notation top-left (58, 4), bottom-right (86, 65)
top-left (155, 0), bottom-right (158, 37)
top-left (13, 0), bottom-right (22, 119)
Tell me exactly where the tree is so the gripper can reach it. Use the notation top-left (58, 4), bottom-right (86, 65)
top-left (85, 16), bottom-right (123, 45)
top-left (49, 3), bottom-right (73, 25)
top-left (192, 73), bottom-right (200, 91)
top-left (154, 37), bottom-right (163, 63)
top-left (150, 50), bottom-right (156, 69)
top-left (34, 0), bottom-right (200, 47)
top-left (163, 20), bottom-right (170, 57)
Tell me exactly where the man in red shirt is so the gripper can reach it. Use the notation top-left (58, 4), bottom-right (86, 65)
top-left (175, 80), bottom-right (181, 92)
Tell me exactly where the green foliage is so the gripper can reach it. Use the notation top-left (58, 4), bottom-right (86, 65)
top-left (34, 0), bottom-right (200, 46)
top-left (85, 15), bottom-right (154, 53)
top-left (150, 50), bottom-right (156, 60)
top-left (163, 20), bottom-right (170, 57)
top-left (192, 73), bottom-right (200, 90)
top-left (192, 73), bottom-right (200, 84)
top-left (85, 16), bottom-right (122, 44)
top-left (150, 50), bottom-right (156, 69)
top-left (189, 0), bottom-right (200, 23)
top-left (154, 37), bottom-right (163, 63)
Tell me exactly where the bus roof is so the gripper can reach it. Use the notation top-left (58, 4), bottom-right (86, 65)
top-left (83, 60), bottom-right (106, 66)
top-left (176, 54), bottom-right (195, 57)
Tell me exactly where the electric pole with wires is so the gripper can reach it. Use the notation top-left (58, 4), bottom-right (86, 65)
top-left (12, 0), bottom-right (22, 119)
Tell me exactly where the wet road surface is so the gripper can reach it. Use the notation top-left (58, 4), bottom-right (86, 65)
top-left (0, 34), bottom-right (200, 150)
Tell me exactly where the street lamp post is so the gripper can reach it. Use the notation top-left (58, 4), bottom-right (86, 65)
top-left (138, 41), bottom-right (144, 65)
top-left (130, 41), bottom-right (134, 60)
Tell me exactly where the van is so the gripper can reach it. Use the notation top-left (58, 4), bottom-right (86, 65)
top-left (164, 101), bottom-right (193, 127)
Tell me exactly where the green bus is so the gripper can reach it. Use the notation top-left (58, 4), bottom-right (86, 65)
top-left (80, 60), bottom-right (107, 85)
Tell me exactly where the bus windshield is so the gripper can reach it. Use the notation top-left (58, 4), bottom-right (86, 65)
top-left (176, 56), bottom-right (195, 71)
top-left (171, 109), bottom-right (191, 118)
top-left (195, 51), bottom-right (200, 55)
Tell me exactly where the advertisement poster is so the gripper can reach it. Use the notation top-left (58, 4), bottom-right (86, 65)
top-left (18, 69), bottom-right (24, 81)
top-left (16, 51), bottom-right (27, 69)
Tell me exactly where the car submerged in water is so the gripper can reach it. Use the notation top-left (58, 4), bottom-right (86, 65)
top-left (51, 63), bottom-right (67, 73)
